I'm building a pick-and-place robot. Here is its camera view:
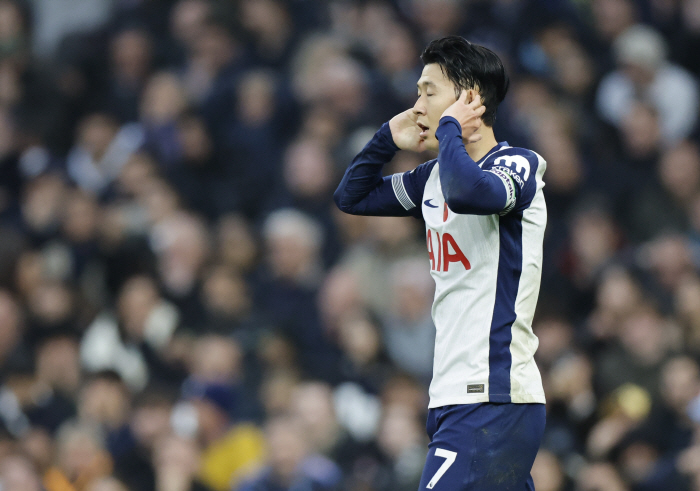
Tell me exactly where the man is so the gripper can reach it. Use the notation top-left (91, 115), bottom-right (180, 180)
top-left (334, 36), bottom-right (547, 490)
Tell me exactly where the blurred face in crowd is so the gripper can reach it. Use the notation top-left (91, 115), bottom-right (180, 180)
top-left (110, 29), bottom-right (152, 85)
top-left (645, 235), bottom-right (693, 290)
top-left (56, 424), bottom-right (111, 482)
top-left (130, 398), bottom-right (173, 449)
top-left (621, 103), bottom-right (661, 159)
top-left (177, 114), bottom-right (212, 164)
top-left (237, 70), bottom-right (276, 126)
top-left (27, 281), bottom-right (74, 327)
top-left (118, 275), bottom-right (159, 340)
top-left (62, 190), bottom-right (99, 244)
top-left (194, 23), bottom-right (236, 73)
top-left (620, 308), bottom-right (667, 365)
top-left (575, 462), bottom-right (627, 491)
top-left (0, 453), bottom-right (42, 491)
top-left (318, 267), bottom-right (363, 328)
top-left (153, 434), bottom-right (200, 482)
top-left (531, 109), bottom-right (582, 194)
top-left (263, 211), bottom-right (322, 282)
top-left (659, 141), bottom-right (700, 204)
top-left (189, 334), bottom-right (242, 383)
top-left (619, 441), bottom-right (659, 485)
top-left (259, 370), bottom-right (298, 416)
top-left (265, 417), bottom-right (309, 484)
top-left (240, 0), bottom-right (290, 42)
top-left (20, 428), bottom-right (53, 472)
top-left (530, 450), bottom-right (565, 491)
top-left (413, 63), bottom-right (460, 152)
top-left (79, 376), bottom-right (130, 429)
top-left (409, 0), bottom-right (462, 38)
top-left (289, 382), bottom-right (338, 453)
top-left (0, 1), bottom-right (24, 43)
top-left (596, 267), bottom-right (642, 319)
top-left (533, 318), bottom-right (573, 368)
top-left (22, 174), bottom-right (66, 232)
top-left (376, 24), bottom-right (418, 76)
top-left (661, 356), bottom-right (700, 414)
top-left (377, 403), bottom-right (423, 459)
top-left (570, 208), bottom-right (618, 277)
top-left (216, 214), bottom-right (258, 273)
top-left (283, 138), bottom-right (333, 200)
top-left (591, 0), bottom-right (636, 40)
top-left (337, 313), bottom-right (381, 366)
top-left (170, 0), bottom-right (210, 47)
top-left (86, 477), bottom-right (129, 491)
top-left (0, 290), bottom-right (21, 361)
top-left (78, 114), bottom-right (119, 161)
top-left (320, 56), bottom-right (368, 119)
top-left (140, 73), bottom-right (186, 125)
top-left (201, 266), bottom-right (251, 319)
top-left (152, 212), bottom-right (209, 293)
top-left (117, 153), bottom-right (158, 198)
top-left (36, 336), bottom-right (81, 395)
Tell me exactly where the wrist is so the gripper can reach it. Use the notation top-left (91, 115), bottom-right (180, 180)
top-left (436, 116), bottom-right (462, 141)
top-left (380, 122), bottom-right (401, 151)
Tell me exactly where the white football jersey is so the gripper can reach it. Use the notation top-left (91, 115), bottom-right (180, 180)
top-left (392, 143), bottom-right (547, 407)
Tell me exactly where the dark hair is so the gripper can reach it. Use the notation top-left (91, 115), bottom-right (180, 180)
top-left (420, 36), bottom-right (509, 127)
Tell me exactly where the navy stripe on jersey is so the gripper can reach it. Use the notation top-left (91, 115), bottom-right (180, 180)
top-left (488, 212), bottom-right (523, 402)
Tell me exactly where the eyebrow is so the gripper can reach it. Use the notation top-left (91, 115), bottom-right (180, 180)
top-left (417, 80), bottom-right (437, 89)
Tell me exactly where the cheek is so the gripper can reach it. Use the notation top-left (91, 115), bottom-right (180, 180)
top-left (429, 96), bottom-right (455, 121)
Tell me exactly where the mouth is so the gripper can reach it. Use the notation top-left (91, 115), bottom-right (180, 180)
top-left (417, 122), bottom-right (429, 138)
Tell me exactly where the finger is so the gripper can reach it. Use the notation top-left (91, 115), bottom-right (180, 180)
top-left (468, 93), bottom-right (482, 108)
top-left (457, 90), bottom-right (468, 104)
top-left (477, 105), bottom-right (486, 115)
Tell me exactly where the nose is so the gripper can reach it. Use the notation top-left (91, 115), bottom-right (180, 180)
top-left (413, 97), bottom-right (426, 116)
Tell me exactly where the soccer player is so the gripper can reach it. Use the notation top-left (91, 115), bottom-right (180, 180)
top-left (334, 36), bottom-right (547, 490)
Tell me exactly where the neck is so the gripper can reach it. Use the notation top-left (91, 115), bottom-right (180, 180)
top-left (464, 126), bottom-right (499, 162)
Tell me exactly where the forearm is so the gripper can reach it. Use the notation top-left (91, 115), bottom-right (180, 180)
top-left (436, 117), bottom-right (509, 215)
top-left (334, 123), bottom-right (410, 216)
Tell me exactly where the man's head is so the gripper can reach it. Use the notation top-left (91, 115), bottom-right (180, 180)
top-left (414, 36), bottom-right (509, 150)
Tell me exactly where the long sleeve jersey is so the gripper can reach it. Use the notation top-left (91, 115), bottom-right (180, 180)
top-left (335, 117), bottom-right (547, 406)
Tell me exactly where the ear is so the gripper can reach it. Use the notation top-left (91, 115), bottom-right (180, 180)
top-left (466, 89), bottom-right (479, 104)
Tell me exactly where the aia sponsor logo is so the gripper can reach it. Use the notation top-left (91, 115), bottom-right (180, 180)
top-left (426, 229), bottom-right (471, 272)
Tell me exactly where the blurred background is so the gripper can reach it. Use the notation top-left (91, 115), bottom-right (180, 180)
top-left (0, 0), bottom-right (698, 490)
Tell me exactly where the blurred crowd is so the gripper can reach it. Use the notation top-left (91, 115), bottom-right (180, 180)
top-left (0, 0), bottom-right (699, 490)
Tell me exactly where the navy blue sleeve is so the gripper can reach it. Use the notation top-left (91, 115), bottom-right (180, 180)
top-left (334, 123), bottom-right (432, 218)
top-left (435, 116), bottom-right (512, 215)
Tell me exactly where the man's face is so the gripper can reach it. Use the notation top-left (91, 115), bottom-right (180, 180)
top-left (413, 63), bottom-right (459, 152)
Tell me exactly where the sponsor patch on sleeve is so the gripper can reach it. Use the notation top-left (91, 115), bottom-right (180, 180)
top-left (488, 168), bottom-right (516, 215)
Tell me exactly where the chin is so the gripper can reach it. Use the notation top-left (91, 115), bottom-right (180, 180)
top-left (425, 137), bottom-right (439, 152)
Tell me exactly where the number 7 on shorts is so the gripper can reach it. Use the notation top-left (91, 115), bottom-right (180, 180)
top-left (426, 448), bottom-right (457, 489)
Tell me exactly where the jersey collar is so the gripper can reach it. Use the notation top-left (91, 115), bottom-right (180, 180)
top-left (475, 142), bottom-right (509, 167)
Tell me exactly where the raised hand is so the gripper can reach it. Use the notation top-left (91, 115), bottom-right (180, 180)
top-left (389, 108), bottom-right (427, 153)
top-left (440, 90), bottom-right (485, 144)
